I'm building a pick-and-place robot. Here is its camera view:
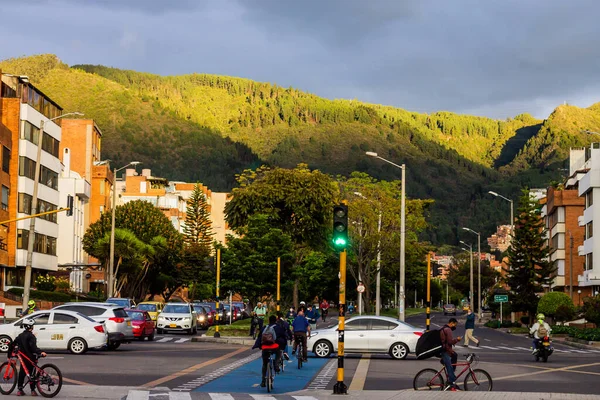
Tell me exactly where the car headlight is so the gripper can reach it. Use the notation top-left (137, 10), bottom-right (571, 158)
top-left (182, 317), bottom-right (190, 321)
top-left (227, 312), bottom-right (231, 316)
top-left (157, 316), bottom-right (165, 321)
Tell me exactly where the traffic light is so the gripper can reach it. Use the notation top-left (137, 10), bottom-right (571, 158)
top-left (332, 204), bottom-right (348, 250)
top-left (66, 195), bottom-right (73, 217)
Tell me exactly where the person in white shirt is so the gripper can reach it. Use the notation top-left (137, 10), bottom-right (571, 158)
top-left (530, 313), bottom-right (552, 355)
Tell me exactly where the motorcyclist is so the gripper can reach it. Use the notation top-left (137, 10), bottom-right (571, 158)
top-left (530, 313), bottom-right (552, 355)
top-left (22, 300), bottom-right (37, 317)
top-left (8, 318), bottom-right (47, 397)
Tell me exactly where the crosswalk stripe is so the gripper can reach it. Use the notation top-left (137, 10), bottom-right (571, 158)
top-left (127, 390), bottom-right (148, 400)
top-left (571, 349), bottom-right (588, 353)
top-left (515, 347), bottom-right (530, 351)
top-left (250, 395), bottom-right (277, 400)
top-left (553, 349), bottom-right (570, 352)
top-left (157, 337), bottom-right (172, 342)
top-left (480, 345), bottom-right (498, 350)
top-left (176, 338), bottom-right (191, 343)
top-left (293, 397), bottom-right (319, 400)
top-left (496, 346), bottom-right (518, 351)
top-left (209, 394), bottom-right (235, 400)
top-left (169, 393), bottom-right (192, 399)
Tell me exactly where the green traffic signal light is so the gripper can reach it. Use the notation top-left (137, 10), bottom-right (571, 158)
top-left (332, 204), bottom-right (348, 250)
top-left (333, 237), bottom-right (347, 246)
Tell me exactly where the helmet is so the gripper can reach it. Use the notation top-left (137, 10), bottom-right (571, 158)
top-left (28, 300), bottom-right (35, 307)
top-left (300, 301), bottom-right (306, 305)
top-left (22, 318), bottom-right (35, 330)
top-left (537, 313), bottom-right (545, 321)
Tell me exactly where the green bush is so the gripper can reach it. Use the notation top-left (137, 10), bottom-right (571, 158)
top-left (582, 296), bottom-right (600, 325)
top-left (538, 292), bottom-right (575, 319)
top-left (550, 325), bottom-right (575, 335)
top-left (485, 320), bottom-right (500, 328)
top-left (571, 328), bottom-right (600, 342)
top-left (554, 304), bottom-right (575, 324)
top-left (8, 288), bottom-right (71, 303)
top-left (34, 275), bottom-right (56, 292)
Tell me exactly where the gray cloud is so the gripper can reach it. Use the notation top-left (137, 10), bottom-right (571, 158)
top-left (0, 0), bottom-right (599, 119)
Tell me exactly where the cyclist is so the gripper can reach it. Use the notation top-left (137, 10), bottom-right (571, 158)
top-left (286, 306), bottom-right (296, 321)
top-left (440, 318), bottom-right (462, 391)
top-left (252, 315), bottom-right (281, 387)
top-left (320, 298), bottom-right (329, 322)
top-left (530, 313), bottom-right (552, 355)
top-left (276, 311), bottom-right (293, 360)
top-left (298, 301), bottom-right (306, 313)
top-left (7, 318), bottom-right (46, 397)
top-left (254, 302), bottom-right (267, 333)
top-left (291, 308), bottom-right (311, 362)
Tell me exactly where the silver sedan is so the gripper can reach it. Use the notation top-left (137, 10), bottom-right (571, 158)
top-left (307, 315), bottom-right (424, 360)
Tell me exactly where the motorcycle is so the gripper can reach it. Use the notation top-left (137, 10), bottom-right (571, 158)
top-left (533, 335), bottom-right (553, 362)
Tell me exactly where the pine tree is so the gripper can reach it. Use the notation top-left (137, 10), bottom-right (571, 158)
top-left (183, 183), bottom-right (214, 250)
top-left (506, 189), bottom-right (556, 317)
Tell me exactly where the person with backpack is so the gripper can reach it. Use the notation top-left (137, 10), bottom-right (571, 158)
top-left (530, 313), bottom-right (552, 355)
top-left (440, 318), bottom-right (462, 391)
top-left (291, 308), bottom-right (311, 362)
top-left (463, 308), bottom-right (480, 348)
top-left (252, 315), bottom-right (281, 387)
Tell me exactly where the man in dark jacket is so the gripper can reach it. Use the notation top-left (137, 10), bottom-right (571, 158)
top-left (440, 318), bottom-right (462, 391)
top-left (276, 312), bottom-right (292, 360)
top-left (463, 308), bottom-right (479, 347)
top-left (8, 318), bottom-right (46, 397)
top-left (252, 315), bottom-right (283, 387)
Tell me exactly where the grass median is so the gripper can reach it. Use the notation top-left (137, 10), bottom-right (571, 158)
top-left (206, 318), bottom-right (252, 337)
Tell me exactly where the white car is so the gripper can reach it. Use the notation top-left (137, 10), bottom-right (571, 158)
top-left (307, 316), bottom-right (424, 360)
top-left (157, 303), bottom-right (198, 334)
top-left (0, 310), bottom-right (108, 355)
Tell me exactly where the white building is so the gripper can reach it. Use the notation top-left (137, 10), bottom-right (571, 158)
top-left (57, 148), bottom-right (90, 293)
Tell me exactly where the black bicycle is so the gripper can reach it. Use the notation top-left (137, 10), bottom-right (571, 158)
top-left (294, 335), bottom-right (304, 369)
top-left (265, 350), bottom-right (276, 392)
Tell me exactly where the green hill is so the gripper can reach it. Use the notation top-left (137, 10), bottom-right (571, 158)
top-left (2, 54), bottom-right (599, 244)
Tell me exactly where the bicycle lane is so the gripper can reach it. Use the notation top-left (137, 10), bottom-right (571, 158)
top-left (194, 354), bottom-right (329, 394)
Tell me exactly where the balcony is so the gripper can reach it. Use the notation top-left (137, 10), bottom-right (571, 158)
top-left (579, 215), bottom-right (585, 227)
top-left (75, 179), bottom-right (91, 200)
top-left (578, 245), bottom-right (585, 256)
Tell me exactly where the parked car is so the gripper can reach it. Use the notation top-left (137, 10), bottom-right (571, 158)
top-left (193, 303), bottom-right (217, 327)
top-left (0, 310), bottom-right (107, 355)
top-left (53, 302), bottom-right (134, 350)
top-left (223, 304), bottom-right (241, 323)
top-left (443, 304), bottom-right (457, 316)
top-left (191, 304), bottom-right (211, 329)
top-left (157, 303), bottom-right (198, 334)
top-left (232, 302), bottom-right (248, 318)
top-left (106, 298), bottom-right (136, 308)
top-left (307, 316), bottom-right (423, 360)
top-left (125, 309), bottom-right (155, 340)
top-left (198, 302), bottom-right (225, 324)
top-left (136, 301), bottom-right (164, 321)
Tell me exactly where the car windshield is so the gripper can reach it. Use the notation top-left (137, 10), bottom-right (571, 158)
top-left (445, 304), bottom-right (454, 307)
top-left (107, 299), bottom-right (129, 307)
top-left (126, 311), bottom-right (146, 321)
top-left (137, 304), bottom-right (157, 312)
top-left (163, 304), bottom-right (189, 314)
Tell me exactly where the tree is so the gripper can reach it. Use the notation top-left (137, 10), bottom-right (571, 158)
top-left (537, 292), bottom-right (576, 321)
top-left (225, 164), bottom-right (337, 306)
top-left (506, 189), bottom-right (556, 318)
top-left (183, 183), bottom-right (214, 249)
top-left (219, 214), bottom-right (294, 303)
top-left (447, 253), bottom-right (499, 304)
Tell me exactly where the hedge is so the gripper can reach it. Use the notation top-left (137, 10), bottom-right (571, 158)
top-left (8, 288), bottom-right (71, 303)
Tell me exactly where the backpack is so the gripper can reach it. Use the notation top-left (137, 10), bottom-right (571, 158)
top-left (261, 325), bottom-right (277, 345)
top-left (415, 329), bottom-right (443, 360)
top-left (537, 324), bottom-right (548, 337)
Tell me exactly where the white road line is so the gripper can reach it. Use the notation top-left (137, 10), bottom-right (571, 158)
top-left (293, 397), bottom-right (319, 400)
top-left (307, 358), bottom-right (337, 390)
top-left (515, 347), bottom-right (530, 351)
top-left (553, 349), bottom-right (570, 352)
top-left (157, 337), bottom-right (172, 343)
top-left (209, 394), bottom-right (235, 400)
top-left (496, 346), bottom-right (518, 351)
top-left (484, 338), bottom-right (492, 342)
top-left (126, 390), bottom-right (148, 400)
top-left (250, 395), bottom-right (277, 400)
top-left (169, 393), bottom-right (192, 400)
top-left (588, 350), bottom-right (600, 353)
top-left (480, 345), bottom-right (498, 350)
top-left (175, 338), bottom-right (191, 343)
top-left (44, 357), bottom-right (64, 359)
top-left (571, 349), bottom-right (588, 353)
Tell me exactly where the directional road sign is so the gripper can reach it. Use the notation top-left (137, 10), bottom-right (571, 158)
top-left (494, 295), bottom-right (508, 303)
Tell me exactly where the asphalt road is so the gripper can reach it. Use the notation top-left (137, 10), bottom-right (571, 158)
top-left (44, 312), bottom-right (600, 396)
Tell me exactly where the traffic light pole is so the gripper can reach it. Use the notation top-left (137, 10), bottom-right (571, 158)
top-left (426, 252), bottom-right (431, 331)
top-left (277, 257), bottom-right (281, 312)
top-left (333, 249), bottom-right (348, 395)
top-left (215, 248), bottom-right (221, 338)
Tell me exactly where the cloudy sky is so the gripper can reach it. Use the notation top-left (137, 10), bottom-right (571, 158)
top-left (1, 0), bottom-right (599, 119)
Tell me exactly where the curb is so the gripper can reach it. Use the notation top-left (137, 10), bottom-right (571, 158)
top-left (191, 336), bottom-right (255, 345)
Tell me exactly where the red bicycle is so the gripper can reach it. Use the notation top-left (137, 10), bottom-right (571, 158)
top-left (0, 347), bottom-right (62, 397)
top-left (413, 353), bottom-right (492, 391)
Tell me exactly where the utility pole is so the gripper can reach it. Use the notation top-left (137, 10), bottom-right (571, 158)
top-left (277, 257), bottom-right (281, 312)
top-left (569, 231), bottom-right (574, 300)
top-left (426, 252), bottom-right (431, 331)
top-left (376, 209), bottom-right (382, 316)
top-left (214, 248), bottom-right (221, 338)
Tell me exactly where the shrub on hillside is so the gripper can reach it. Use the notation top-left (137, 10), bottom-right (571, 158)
top-left (582, 296), bottom-right (600, 326)
top-left (537, 292), bottom-right (575, 319)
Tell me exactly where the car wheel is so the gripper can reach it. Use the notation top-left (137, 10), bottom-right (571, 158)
top-left (108, 341), bottom-right (121, 350)
top-left (157, 328), bottom-right (164, 335)
top-left (0, 336), bottom-right (12, 353)
top-left (314, 340), bottom-right (333, 358)
top-left (389, 342), bottom-right (409, 360)
top-left (148, 330), bottom-right (155, 341)
top-left (68, 338), bottom-right (88, 355)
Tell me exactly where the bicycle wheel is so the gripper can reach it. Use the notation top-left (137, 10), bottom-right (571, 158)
top-left (0, 361), bottom-right (17, 395)
top-left (297, 344), bottom-right (303, 369)
top-left (266, 360), bottom-right (273, 393)
top-left (279, 352), bottom-right (285, 373)
top-left (413, 368), bottom-right (445, 391)
top-left (464, 368), bottom-right (492, 391)
top-left (36, 363), bottom-right (63, 398)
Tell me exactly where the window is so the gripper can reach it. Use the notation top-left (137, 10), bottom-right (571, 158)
top-left (18, 157), bottom-right (58, 190)
top-left (21, 121), bottom-right (40, 145)
top-left (100, 183), bottom-right (105, 195)
top-left (52, 314), bottom-right (78, 324)
top-left (99, 205), bottom-right (104, 214)
top-left (16, 229), bottom-right (57, 255)
top-left (587, 253), bottom-right (594, 271)
top-left (1, 186), bottom-right (8, 211)
top-left (345, 319), bottom-right (369, 331)
top-left (2, 146), bottom-right (9, 173)
top-left (32, 313), bottom-right (50, 325)
top-left (587, 191), bottom-right (594, 209)
top-left (113, 308), bottom-right (128, 318)
top-left (42, 133), bottom-right (60, 157)
top-left (370, 319), bottom-right (398, 330)
top-left (18, 193), bottom-right (57, 222)
top-left (587, 222), bottom-right (594, 240)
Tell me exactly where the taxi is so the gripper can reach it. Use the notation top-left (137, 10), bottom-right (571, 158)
top-left (0, 310), bottom-right (107, 355)
top-left (136, 301), bottom-right (164, 321)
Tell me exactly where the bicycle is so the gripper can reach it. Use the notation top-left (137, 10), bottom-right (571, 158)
top-left (0, 348), bottom-right (63, 397)
top-left (294, 334), bottom-right (308, 369)
top-left (413, 353), bottom-right (492, 391)
top-left (278, 349), bottom-right (285, 373)
top-left (265, 349), bottom-right (277, 393)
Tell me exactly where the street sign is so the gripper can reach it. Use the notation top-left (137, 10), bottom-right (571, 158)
top-left (494, 295), bottom-right (508, 303)
top-left (357, 283), bottom-right (365, 293)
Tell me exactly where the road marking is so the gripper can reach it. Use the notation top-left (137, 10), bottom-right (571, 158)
top-left (514, 347), bottom-right (530, 351)
top-left (480, 345), bottom-right (498, 350)
top-left (307, 358), bottom-right (336, 390)
top-left (484, 338), bottom-right (491, 342)
top-left (348, 354), bottom-right (370, 390)
top-left (157, 337), bottom-right (172, 343)
top-left (571, 349), bottom-right (588, 353)
top-left (126, 390), bottom-right (148, 400)
top-left (496, 346), bottom-right (518, 351)
top-left (250, 395), bottom-right (277, 400)
top-left (175, 338), bottom-right (191, 343)
top-left (169, 392), bottom-right (192, 399)
top-left (44, 356), bottom-right (64, 359)
top-left (63, 376), bottom-right (93, 386)
top-left (209, 394), bottom-right (235, 400)
top-left (492, 361), bottom-right (600, 382)
top-left (293, 397), bottom-right (319, 400)
top-left (142, 347), bottom-right (250, 388)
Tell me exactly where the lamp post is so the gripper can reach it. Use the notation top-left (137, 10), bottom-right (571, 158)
top-left (578, 289), bottom-right (582, 306)
top-left (22, 112), bottom-right (84, 311)
top-left (108, 161), bottom-right (141, 297)
top-left (460, 241), bottom-right (474, 309)
top-left (488, 191), bottom-right (514, 234)
top-left (366, 151), bottom-right (406, 321)
top-left (463, 227), bottom-right (481, 319)
top-left (353, 191), bottom-right (382, 315)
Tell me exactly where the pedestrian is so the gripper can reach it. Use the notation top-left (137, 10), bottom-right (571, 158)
top-left (305, 305), bottom-right (319, 331)
top-left (320, 298), bottom-right (329, 322)
top-left (440, 318), bottom-right (462, 391)
top-left (254, 302), bottom-right (267, 333)
top-left (463, 308), bottom-right (479, 348)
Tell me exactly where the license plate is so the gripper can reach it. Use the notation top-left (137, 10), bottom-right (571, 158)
top-left (543, 342), bottom-right (550, 346)
top-left (170, 324), bottom-right (177, 328)
top-left (127, 321), bottom-right (131, 326)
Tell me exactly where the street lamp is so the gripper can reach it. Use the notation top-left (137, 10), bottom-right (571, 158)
top-left (578, 289), bottom-right (582, 306)
top-left (463, 227), bottom-right (481, 319)
top-left (366, 151), bottom-right (406, 321)
top-left (22, 112), bottom-right (84, 310)
top-left (353, 191), bottom-right (383, 316)
top-left (488, 191), bottom-right (514, 234)
top-left (460, 240), bottom-right (474, 309)
top-left (108, 161), bottom-right (141, 297)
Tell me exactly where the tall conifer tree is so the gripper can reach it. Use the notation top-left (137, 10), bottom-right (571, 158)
top-left (184, 183), bottom-right (214, 250)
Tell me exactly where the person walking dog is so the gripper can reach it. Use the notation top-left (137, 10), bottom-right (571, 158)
top-left (463, 308), bottom-right (480, 348)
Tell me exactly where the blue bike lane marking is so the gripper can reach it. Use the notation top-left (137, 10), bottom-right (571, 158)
top-left (195, 354), bottom-right (328, 394)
